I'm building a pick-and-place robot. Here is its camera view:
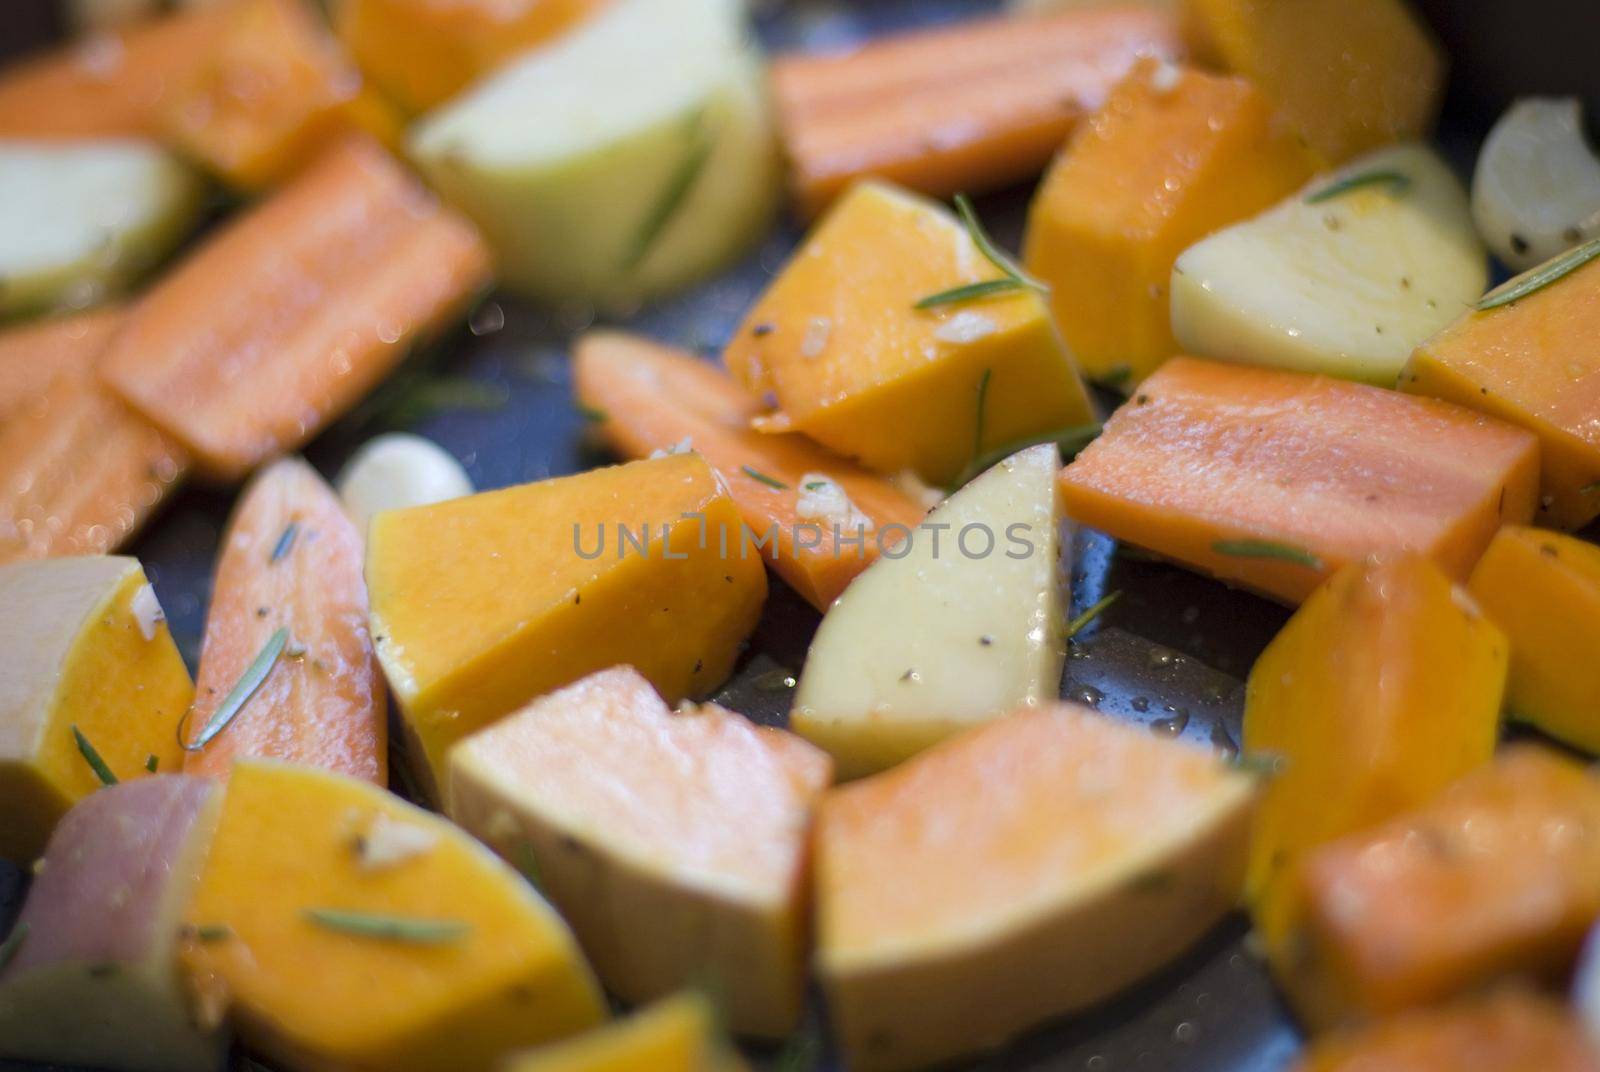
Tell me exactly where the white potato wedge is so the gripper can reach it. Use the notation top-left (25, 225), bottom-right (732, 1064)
top-left (0, 776), bottom-right (226, 1072)
top-left (447, 666), bottom-right (832, 1038)
top-left (815, 704), bottom-right (1258, 1071)
top-left (0, 139), bottom-right (205, 317)
top-left (336, 432), bottom-right (474, 532)
top-left (409, 0), bottom-right (779, 310)
top-left (1170, 144), bottom-right (1486, 385)
top-left (790, 443), bottom-right (1066, 778)
top-left (1472, 97), bottom-right (1600, 271)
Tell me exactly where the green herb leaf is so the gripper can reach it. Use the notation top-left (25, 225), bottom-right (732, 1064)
top-left (949, 421), bottom-right (1102, 490)
top-left (575, 404), bottom-right (608, 424)
top-left (186, 923), bottom-right (233, 943)
top-left (741, 465), bottom-right (789, 490)
top-left (145, 754), bottom-right (159, 773)
top-left (912, 277), bottom-right (1026, 310)
top-left (622, 109), bottom-right (714, 271)
top-left (0, 922), bottom-right (29, 973)
top-left (180, 628), bottom-right (288, 752)
top-left (1304, 169), bottom-right (1412, 204)
top-left (953, 193), bottom-right (1048, 291)
top-left (1064, 590), bottom-right (1122, 640)
top-left (72, 725), bottom-right (118, 786)
top-left (269, 522), bottom-right (298, 564)
top-left (303, 908), bottom-right (470, 944)
top-left (515, 842), bottom-right (545, 894)
top-left (1476, 236), bottom-right (1600, 310)
top-left (803, 481), bottom-right (827, 491)
top-left (1231, 750), bottom-right (1290, 779)
top-left (1211, 538), bottom-right (1324, 570)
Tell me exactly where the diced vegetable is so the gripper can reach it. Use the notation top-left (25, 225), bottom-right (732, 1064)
top-left (366, 453), bottom-right (766, 796)
top-left (1402, 239), bottom-right (1600, 530)
top-left (337, 0), bottom-right (608, 114)
top-left (1472, 98), bottom-right (1600, 271)
top-left (770, 6), bottom-right (1182, 216)
top-left (0, 556), bottom-right (193, 860)
top-left (816, 703), bottom-right (1257, 1071)
top-left (448, 666), bottom-right (831, 1037)
top-left (0, 138), bottom-right (204, 317)
top-left (182, 457), bottom-right (385, 783)
top-left (159, 0), bottom-right (402, 191)
top-left (0, 776), bottom-right (225, 1071)
top-left (1468, 526), bottom-right (1600, 753)
top-left (0, 306), bottom-right (124, 424)
top-left (1180, 0), bottom-right (1445, 164)
top-left (336, 433), bottom-right (475, 533)
top-left (725, 181), bottom-right (1094, 485)
top-left (1022, 59), bottom-right (1315, 386)
top-left (1058, 357), bottom-right (1540, 604)
top-left (1242, 555), bottom-right (1505, 951)
top-left (181, 760), bottom-right (604, 1072)
top-left (1169, 144), bottom-right (1486, 384)
top-left (409, 0), bottom-right (777, 309)
top-left (98, 136), bottom-right (491, 483)
top-left (573, 330), bottom-right (926, 609)
top-left (501, 992), bottom-right (734, 1072)
top-left (1292, 991), bottom-right (1600, 1072)
top-left (791, 444), bottom-right (1065, 778)
top-left (1277, 746), bottom-right (1600, 1029)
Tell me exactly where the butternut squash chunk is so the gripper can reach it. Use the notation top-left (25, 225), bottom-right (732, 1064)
top-left (366, 453), bottom-right (767, 796)
top-left (0, 556), bottom-right (192, 860)
top-left (0, 776), bottom-right (226, 1071)
top-left (0, 307), bottom-right (124, 425)
top-left (1022, 60), bottom-right (1315, 385)
top-left (99, 136), bottom-right (492, 483)
top-left (1058, 357), bottom-right (1541, 604)
top-left (572, 330), bottom-right (925, 609)
top-left (1180, 0), bottom-right (1445, 164)
top-left (500, 992), bottom-right (732, 1072)
top-left (1242, 555), bottom-right (1506, 951)
top-left (770, 6), bottom-right (1182, 216)
top-left (1279, 746), bottom-right (1600, 1029)
top-left (815, 704), bottom-right (1257, 1071)
top-left (448, 666), bottom-right (831, 1037)
top-left (1468, 526), bottom-right (1600, 754)
top-left (182, 457), bottom-right (386, 784)
top-left (1403, 243), bottom-right (1600, 530)
top-left (725, 181), bottom-right (1094, 485)
top-left (181, 760), bottom-right (605, 1072)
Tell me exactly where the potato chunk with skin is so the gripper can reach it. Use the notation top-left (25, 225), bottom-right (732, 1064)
top-left (1243, 555), bottom-right (1506, 951)
top-left (1469, 527), bottom-right (1600, 753)
top-left (0, 556), bottom-right (193, 861)
top-left (1277, 747), bottom-right (1600, 1030)
top-left (501, 992), bottom-right (734, 1072)
top-left (449, 666), bottom-right (831, 1038)
top-left (182, 760), bottom-right (604, 1072)
top-left (725, 181), bottom-right (1094, 485)
top-left (816, 704), bottom-right (1257, 1072)
top-left (0, 776), bottom-right (225, 1071)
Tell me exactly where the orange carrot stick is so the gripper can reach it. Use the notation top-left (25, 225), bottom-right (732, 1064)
top-left (182, 456), bottom-right (386, 784)
top-left (573, 330), bottom-right (927, 608)
top-left (98, 136), bottom-right (492, 483)
top-left (0, 307), bottom-right (125, 424)
top-left (771, 6), bottom-right (1182, 216)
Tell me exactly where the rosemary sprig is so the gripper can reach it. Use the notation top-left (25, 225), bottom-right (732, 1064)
top-left (0, 922), bottom-right (29, 972)
top-left (912, 193), bottom-right (1047, 309)
top-left (1476, 236), bottom-right (1600, 311)
top-left (741, 465), bottom-right (789, 490)
top-left (949, 422), bottom-right (1102, 490)
top-left (72, 725), bottom-right (118, 786)
top-left (269, 522), bottom-right (298, 564)
top-left (1064, 590), bottom-right (1122, 640)
top-left (913, 278), bottom-right (1026, 310)
top-left (303, 908), bottom-right (470, 944)
top-left (145, 754), bottom-right (159, 773)
top-left (1304, 169), bottom-right (1411, 204)
top-left (622, 109), bottom-right (714, 271)
top-left (1212, 539), bottom-right (1324, 570)
top-left (179, 628), bottom-right (288, 752)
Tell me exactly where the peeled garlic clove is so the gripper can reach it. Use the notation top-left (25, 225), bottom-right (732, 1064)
top-left (1472, 97), bottom-right (1600, 271)
top-left (336, 433), bottom-right (473, 530)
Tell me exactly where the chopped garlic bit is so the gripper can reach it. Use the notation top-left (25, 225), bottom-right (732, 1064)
top-left (354, 814), bottom-right (439, 872)
top-left (800, 317), bottom-right (832, 358)
top-left (1148, 59), bottom-right (1182, 94)
top-left (796, 473), bottom-right (874, 533)
top-left (130, 582), bottom-right (165, 641)
top-left (932, 310), bottom-right (998, 345)
top-left (891, 469), bottom-right (946, 510)
top-left (648, 436), bottom-right (694, 459)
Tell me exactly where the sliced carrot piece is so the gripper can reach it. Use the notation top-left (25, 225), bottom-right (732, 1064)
top-left (160, 0), bottom-right (404, 190)
top-left (1058, 357), bottom-right (1541, 604)
top-left (770, 6), bottom-right (1182, 216)
top-left (0, 5), bottom-right (229, 139)
top-left (0, 307), bottom-right (124, 424)
top-left (182, 456), bottom-right (385, 784)
top-left (0, 368), bottom-right (187, 565)
top-left (572, 330), bottom-right (925, 608)
top-left (99, 136), bottom-right (492, 483)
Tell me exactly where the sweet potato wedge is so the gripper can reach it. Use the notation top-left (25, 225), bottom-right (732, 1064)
top-left (98, 136), bottom-right (492, 483)
top-left (573, 330), bottom-right (925, 608)
top-left (0, 307), bottom-right (124, 424)
top-left (182, 457), bottom-right (385, 783)
top-left (770, 6), bottom-right (1182, 216)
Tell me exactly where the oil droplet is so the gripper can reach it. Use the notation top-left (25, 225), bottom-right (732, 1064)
top-left (1150, 709), bottom-right (1190, 736)
top-left (1174, 1021), bottom-right (1196, 1044)
top-left (1066, 684), bottom-right (1104, 708)
top-left (1210, 721), bottom-right (1238, 759)
top-left (469, 301), bottom-right (506, 336)
top-left (1130, 696), bottom-right (1150, 713)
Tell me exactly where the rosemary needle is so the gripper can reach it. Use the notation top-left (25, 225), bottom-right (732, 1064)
top-left (1211, 539), bottom-right (1324, 570)
top-left (72, 725), bottom-right (118, 786)
top-left (741, 465), bottom-right (788, 490)
top-left (180, 628), bottom-right (289, 752)
top-left (1064, 590), bottom-right (1123, 640)
top-left (1304, 169), bottom-right (1411, 204)
top-left (304, 908), bottom-right (470, 944)
top-left (269, 522), bottom-right (298, 564)
top-left (1475, 235), bottom-right (1600, 310)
